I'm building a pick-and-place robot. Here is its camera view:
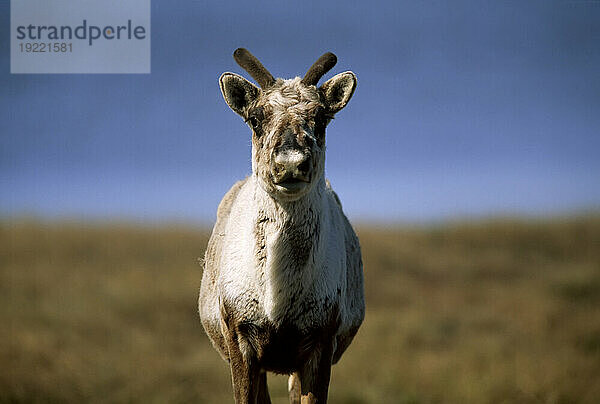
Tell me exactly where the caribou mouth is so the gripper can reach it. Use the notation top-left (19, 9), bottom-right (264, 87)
top-left (274, 176), bottom-right (309, 192)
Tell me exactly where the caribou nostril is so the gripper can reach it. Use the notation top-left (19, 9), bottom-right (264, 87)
top-left (274, 162), bottom-right (285, 176)
top-left (297, 157), bottom-right (311, 174)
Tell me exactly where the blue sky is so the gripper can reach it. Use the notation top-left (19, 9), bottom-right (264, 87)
top-left (1, 1), bottom-right (599, 223)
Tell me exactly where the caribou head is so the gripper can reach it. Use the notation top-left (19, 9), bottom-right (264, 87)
top-left (219, 48), bottom-right (357, 201)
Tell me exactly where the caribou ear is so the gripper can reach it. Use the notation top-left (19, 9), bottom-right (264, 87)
top-left (219, 72), bottom-right (259, 117)
top-left (320, 71), bottom-right (357, 114)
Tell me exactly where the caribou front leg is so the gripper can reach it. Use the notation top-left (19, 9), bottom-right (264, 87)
top-left (288, 372), bottom-right (301, 404)
top-left (220, 302), bottom-right (263, 404)
top-left (298, 341), bottom-right (335, 404)
top-left (224, 328), bottom-right (262, 404)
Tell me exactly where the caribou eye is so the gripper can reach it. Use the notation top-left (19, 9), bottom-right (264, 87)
top-left (248, 116), bottom-right (259, 130)
top-left (246, 107), bottom-right (264, 137)
top-left (315, 106), bottom-right (334, 123)
top-left (312, 107), bottom-right (330, 146)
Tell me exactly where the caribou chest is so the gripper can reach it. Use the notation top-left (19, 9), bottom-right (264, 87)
top-left (255, 203), bottom-right (339, 330)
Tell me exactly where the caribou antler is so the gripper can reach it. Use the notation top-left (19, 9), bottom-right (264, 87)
top-left (302, 52), bottom-right (337, 86)
top-left (233, 48), bottom-right (275, 88)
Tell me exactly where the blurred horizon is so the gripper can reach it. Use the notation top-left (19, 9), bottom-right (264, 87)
top-left (1, 1), bottom-right (599, 223)
top-left (3, 216), bottom-right (600, 402)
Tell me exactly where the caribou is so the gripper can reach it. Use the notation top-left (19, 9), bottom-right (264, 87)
top-left (198, 48), bottom-right (364, 404)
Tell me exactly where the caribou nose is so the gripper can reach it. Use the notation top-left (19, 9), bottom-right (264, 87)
top-left (274, 149), bottom-right (311, 177)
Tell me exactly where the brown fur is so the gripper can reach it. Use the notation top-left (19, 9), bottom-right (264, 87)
top-left (234, 48), bottom-right (275, 88)
top-left (199, 178), bottom-right (247, 360)
top-left (302, 52), bottom-right (337, 86)
top-left (201, 50), bottom-right (362, 404)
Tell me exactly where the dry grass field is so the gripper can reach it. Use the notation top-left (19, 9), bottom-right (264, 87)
top-left (1, 216), bottom-right (599, 403)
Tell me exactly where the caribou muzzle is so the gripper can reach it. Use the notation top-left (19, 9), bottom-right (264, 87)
top-left (272, 148), bottom-right (311, 192)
